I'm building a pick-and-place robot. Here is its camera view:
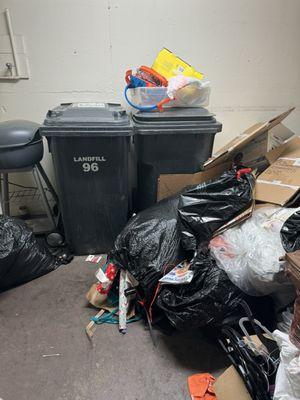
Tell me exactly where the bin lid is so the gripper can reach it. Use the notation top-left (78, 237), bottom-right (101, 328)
top-left (0, 120), bottom-right (40, 149)
top-left (132, 107), bottom-right (222, 135)
top-left (41, 103), bottom-right (133, 136)
top-left (132, 107), bottom-right (215, 124)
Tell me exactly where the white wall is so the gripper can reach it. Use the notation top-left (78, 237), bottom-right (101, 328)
top-left (0, 0), bottom-right (300, 187)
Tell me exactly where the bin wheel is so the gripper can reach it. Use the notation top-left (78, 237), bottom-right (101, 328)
top-left (46, 231), bottom-right (65, 248)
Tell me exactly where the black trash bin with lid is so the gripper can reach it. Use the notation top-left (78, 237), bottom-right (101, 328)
top-left (132, 107), bottom-right (222, 211)
top-left (41, 103), bottom-right (134, 255)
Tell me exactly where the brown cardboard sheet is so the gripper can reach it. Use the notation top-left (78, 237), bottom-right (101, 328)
top-left (256, 136), bottom-right (300, 206)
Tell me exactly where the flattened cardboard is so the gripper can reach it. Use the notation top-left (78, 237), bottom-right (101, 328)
top-left (157, 108), bottom-right (295, 201)
top-left (265, 134), bottom-right (298, 164)
top-left (256, 136), bottom-right (300, 206)
top-left (214, 366), bottom-right (252, 400)
top-left (204, 122), bottom-right (267, 169)
top-left (157, 163), bottom-right (228, 201)
top-left (204, 107), bottom-right (294, 169)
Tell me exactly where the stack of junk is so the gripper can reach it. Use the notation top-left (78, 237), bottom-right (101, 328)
top-left (0, 49), bottom-right (299, 400)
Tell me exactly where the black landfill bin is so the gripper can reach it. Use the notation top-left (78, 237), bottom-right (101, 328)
top-left (132, 107), bottom-right (222, 211)
top-left (41, 103), bottom-right (134, 255)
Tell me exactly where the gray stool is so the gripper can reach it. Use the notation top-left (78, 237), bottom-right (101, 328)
top-left (0, 120), bottom-right (58, 230)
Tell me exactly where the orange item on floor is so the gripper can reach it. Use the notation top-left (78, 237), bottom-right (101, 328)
top-left (187, 373), bottom-right (216, 400)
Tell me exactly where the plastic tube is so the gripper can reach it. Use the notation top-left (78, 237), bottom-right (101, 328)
top-left (124, 85), bottom-right (157, 111)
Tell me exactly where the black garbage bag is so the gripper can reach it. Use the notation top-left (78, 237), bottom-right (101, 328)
top-left (281, 210), bottom-right (300, 253)
top-left (110, 168), bottom-right (254, 307)
top-left (0, 216), bottom-right (58, 291)
top-left (156, 250), bottom-right (245, 330)
top-left (109, 194), bottom-right (185, 304)
top-left (179, 169), bottom-right (254, 252)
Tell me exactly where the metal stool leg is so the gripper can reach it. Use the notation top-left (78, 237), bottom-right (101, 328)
top-left (2, 173), bottom-right (10, 216)
top-left (32, 166), bottom-right (56, 230)
top-left (0, 173), bottom-right (3, 214)
top-left (36, 162), bottom-right (59, 204)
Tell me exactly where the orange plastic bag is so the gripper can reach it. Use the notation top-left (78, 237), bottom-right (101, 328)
top-left (187, 373), bottom-right (216, 400)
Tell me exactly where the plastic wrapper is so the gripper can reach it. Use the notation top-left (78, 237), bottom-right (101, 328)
top-left (273, 330), bottom-right (300, 400)
top-left (156, 251), bottom-right (244, 330)
top-left (277, 308), bottom-right (294, 333)
top-left (109, 194), bottom-right (184, 304)
top-left (179, 169), bottom-right (255, 252)
top-left (0, 216), bottom-right (58, 291)
top-left (210, 207), bottom-right (298, 296)
top-left (281, 210), bottom-right (300, 253)
top-left (167, 77), bottom-right (211, 106)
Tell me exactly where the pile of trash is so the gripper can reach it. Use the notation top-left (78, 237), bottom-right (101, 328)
top-left (84, 43), bottom-right (299, 396)
top-left (110, 168), bottom-right (254, 331)
top-left (85, 101), bottom-right (300, 398)
top-left (2, 45), bottom-right (298, 399)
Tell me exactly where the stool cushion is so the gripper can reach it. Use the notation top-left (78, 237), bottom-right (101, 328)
top-left (0, 120), bottom-right (40, 149)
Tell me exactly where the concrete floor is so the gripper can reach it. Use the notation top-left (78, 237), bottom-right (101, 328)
top-left (0, 257), bottom-right (228, 400)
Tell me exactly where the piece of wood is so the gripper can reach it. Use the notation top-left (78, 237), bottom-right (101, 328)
top-left (85, 309), bottom-right (105, 340)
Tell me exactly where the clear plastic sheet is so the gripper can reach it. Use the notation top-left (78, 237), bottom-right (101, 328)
top-left (210, 207), bottom-right (298, 295)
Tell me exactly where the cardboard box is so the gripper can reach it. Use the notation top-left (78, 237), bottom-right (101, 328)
top-left (157, 108), bottom-right (295, 201)
top-left (285, 251), bottom-right (300, 288)
top-left (256, 136), bottom-right (300, 206)
top-left (214, 366), bottom-right (252, 400)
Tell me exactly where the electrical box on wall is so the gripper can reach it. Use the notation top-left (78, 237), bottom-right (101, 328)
top-left (0, 9), bottom-right (29, 80)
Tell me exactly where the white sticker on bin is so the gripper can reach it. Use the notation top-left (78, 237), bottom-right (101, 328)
top-left (74, 102), bottom-right (106, 108)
